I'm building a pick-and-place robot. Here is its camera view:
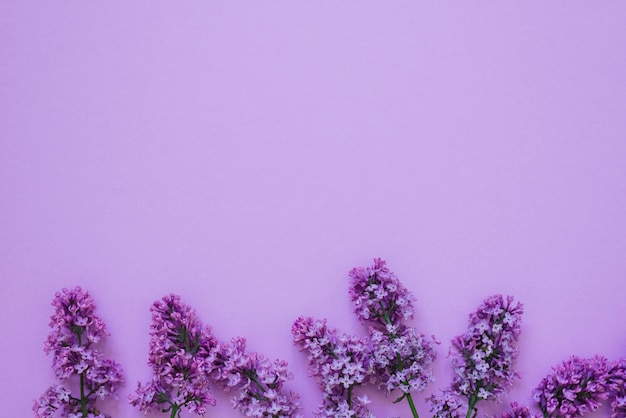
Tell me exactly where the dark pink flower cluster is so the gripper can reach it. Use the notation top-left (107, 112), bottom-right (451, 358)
top-left (430, 295), bottom-right (523, 418)
top-left (349, 259), bottom-right (437, 417)
top-left (129, 294), bottom-right (218, 418)
top-left (211, 337), bottom-right (302, 417)
top-left (34, 287), bottom-right (124, 418)
top-left (292, 316), bottom-right (373, 418)
top-left (533, 355), bottom-right (613, 418)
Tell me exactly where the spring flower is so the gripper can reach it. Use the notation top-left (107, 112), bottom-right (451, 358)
top-left (348, 258), bottom-right (416, 329)
top-left (34, 287), bottom-right (124, 418)
top-left (499, 402), bottom-right (541, 418)
top-left (130, 294), bottom-right (217, 418)
top-left (349, 259), bottom-right (437, 418)
top-left (430, 295), bottom-right (523, 418)
top-left (211, 337), bottom-right (302, 417)
top-left (606, 359), bottom-right (626, 418)
top-left (429, 389), bottom-right (464, 418)
top-left (533, 355), bottom-right (612, 418)
top-left (292, 317), bottom-right (373, 418)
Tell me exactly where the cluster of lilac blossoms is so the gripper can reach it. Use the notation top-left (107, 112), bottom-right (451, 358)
top-left (499, 402), bottom-right (541, 418)
top-left (130, 294), bottom-right (218, 418)
top-left (349, 259), bottom-right (437, 418)
top-left (430, 294), bottom-right (523, 418)
top-left (533, 355), bottom-right (616, 418)
top-left (211, 337), bottom-right (302, 417)
top-left (292, 316), bottom-right (373, 418)
top-left (606, 359), bottom-right (626, 418)
top-left (34, 287), bottom-right (124, 418)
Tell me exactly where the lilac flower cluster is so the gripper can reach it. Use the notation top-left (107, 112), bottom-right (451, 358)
top-left (130, 294), bottom-right (217, 418)
top-left (349, 258), bottom-right (416, 327)
top-left (349, 259), bottom-right (437, 417)
top-left (34, 287), bottom-right (124, 418)
top-left (292, 316), bottom-right (373, 418)
top-left (430, 294), bottom-right (523, 418)
top-left (212, 337), bottom-right (302, 417)
top-left (429, 389), bottom-right (464, 418)
top-left (498, 402), bottom-right (541, 418)
top-left (533, 355), bottom-right (614, 418)
top-left (607, 359), bottom-right (626, 418)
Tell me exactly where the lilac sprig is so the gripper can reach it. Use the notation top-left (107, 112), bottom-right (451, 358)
top-left (211, 337), bottom-right (302, 417)
top-left (34, 287), bottom-right (124, 418)
top-left (349, 258), bottom-right (416, 330)
top-left (533, 355), bottom-right (612, 418)
top-left (429, 389), bottom-right (464, 418)
top-left (291, 316), bottom-right (373, 418)
top-left (606, 359), bottom-right (626, 418)
top-left (349, 259), bottom-right (437, 418)
top-left (130, 294), bottom-right (217, 418)
top-left (498, 402), bottom-right (542, 418)
top-left (430, 294), bottom-right (523, 418)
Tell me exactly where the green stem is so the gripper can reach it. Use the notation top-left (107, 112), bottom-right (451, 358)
top-left (75, 331), bottom-right (88, 417)
top-left (347, 385), bottom-right (353, 407)
top-left (406, 392), bottom-right (419, 418)
top-left (170, 403), bottom-right (180, 418)
top-left (248, 372), bottom-right (270, 401)
top-left (80, 373), bottom-right (87, 417)
top-left (466, 388), bottom-right (480, 418)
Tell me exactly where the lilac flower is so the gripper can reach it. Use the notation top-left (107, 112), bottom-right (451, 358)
top-left (498, 402), bottom-right (541, 418)
top-left (606, 359), bottom-right (626, 418)
top-left (34, 287), bottom-right (124, 418)
top-left (430, 295), bottom-right (523, 418)
top-left (533, 355), bottom-right (612, 418)
top-left (349, 259), bottom-right (437, 418)
top-left (211, 337), bottom-right (302, 417)
top-left (349, 258), bottom-right (416, 329)
top-left (291, 317), bottom-right (374, 418)
top-left (429, 389), bottom-right (464, 418)
top-left (130, 294), bottom-right (217, 418)
top-left (368, 327), bottom-right (437, 395)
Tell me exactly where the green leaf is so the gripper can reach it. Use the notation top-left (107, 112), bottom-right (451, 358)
top-left (393, 393), bottom-right (407, 403)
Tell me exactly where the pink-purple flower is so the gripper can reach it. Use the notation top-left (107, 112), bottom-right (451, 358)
top-left (211, 337), bottom-right (302, 417)
top-left (430, 294), bottom-right (523, 418)
top-left (429, 389), bottom-right (464, 418)
top-left (498, 402), bottom-right (541, 418)
top-left (349, 258), bottom-right (416, 329)
top-left (349, 259), bottom-right (437, 418)
top-left (34, 287), bottom-right (124, 418)
top-left (607, 359), bottom-right (626, 418)
top-left (533, 355), bottom-right (612, 418)
top-left (130, 294), bottom-right (217, 418)
top-left (292, 316), bottom-right (373, 418)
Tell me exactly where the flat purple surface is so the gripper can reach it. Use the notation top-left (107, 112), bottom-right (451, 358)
top-left (1, 2), bottom-right (625, 417)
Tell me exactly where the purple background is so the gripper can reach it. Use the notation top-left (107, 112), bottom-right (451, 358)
top-left (2, 2), bottom-right (626, 417)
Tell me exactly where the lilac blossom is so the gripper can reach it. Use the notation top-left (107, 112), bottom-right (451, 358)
top-left (349, 259), bottom-right (437, 418)
top-left (533, 355), bottom-right (612, 418)
top-left (607, 359), bottom-right (626, 418)
top-left (348, 258), bottom-right (416, 329)
top-left (430, 295), bottom-right (523, 418)
top-left (429, 389), bottom-right (464, 418)
top-left (211, 337), bottom-right (302, 417)
top-left (291, 316), bottom-right (374, 418)
top-left (498, 402), bottom-right (541, 418)
top-left (130, 294), bottom-right (217, 418)
top-left (34, 287), bottom-right (124, 418)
